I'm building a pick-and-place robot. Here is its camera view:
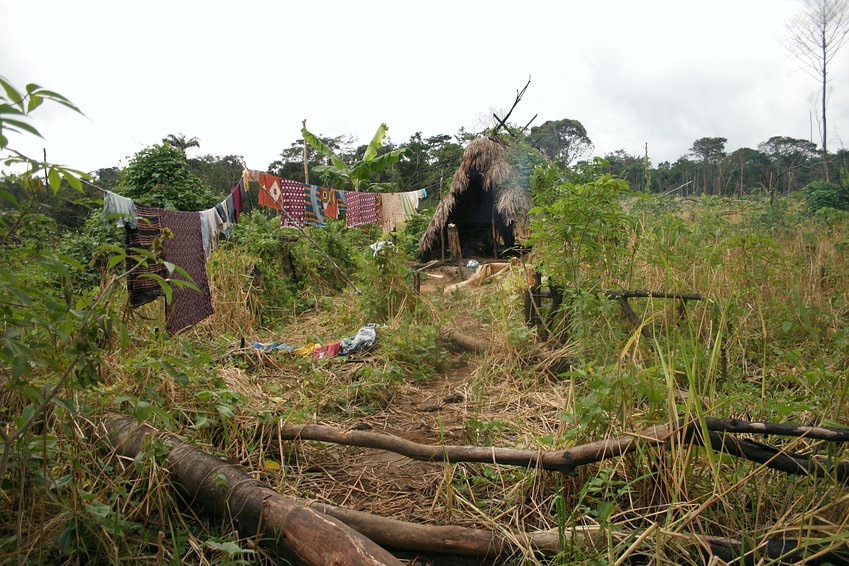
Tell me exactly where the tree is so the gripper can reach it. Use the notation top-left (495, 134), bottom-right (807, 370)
top-left (162, 132), bottom-right (201, 155)
top-left (758, 136), bottom-right (818, 193)
top-left (118, 143), bottom-right (217, 210)
top-left (301, 123), bottom-right (411, 192)
top-left (186, 153), bottom-right (245, 196)
top-left (785, 0), bottom-right (849, 179)
top-left (528, 119), bottom-right (593, 166)
top-left (690, 137), bottom-right (727, 194)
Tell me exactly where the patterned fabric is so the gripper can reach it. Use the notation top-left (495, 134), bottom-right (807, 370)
top-left (258, 173), bottom-right (284, 209)
top-left (379, 192), bottom-right (407, 231)
top-left (125, 205), bottom-right (167, 308)
top-left (159, 209), bottom-right (214, 335)
top-left (279, 185), bottom-right (305, 228)
top-left (345, 192), bottom-right (380, 227)
top-left (320, 186), bottom-right (339, 219)
top-left (304, 184), bottom-right (325, 227)
top-left (336, 189), bottom-right (347, 216)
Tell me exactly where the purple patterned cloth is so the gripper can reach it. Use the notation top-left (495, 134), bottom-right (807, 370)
top-left (125, 205), bottom-right (168, 308)
top-left (159, 209), bottom-right (214, 335)
top-left (345, 192), bottom-right (380, 227)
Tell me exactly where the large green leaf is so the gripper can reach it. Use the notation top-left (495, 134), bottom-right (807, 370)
top-left (301, 128), bottom-right (347, 171)
top-left (362, 123), bottom-right (389, 162)
top-left (351, 147), bottom-right (411, 180)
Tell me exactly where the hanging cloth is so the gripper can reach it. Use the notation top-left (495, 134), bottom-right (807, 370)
top-left (125, 204), bottom-right (168, 308)
top-left (230, 179), bottom-right (245, 222)
top-left (199, 208), bottom-right (224, 255)
top-left (304, 184), bottom-right (326, 227)
top-left (258, 173), bottom-right (284, 209)
top-left (103, 190), bottom-right (138, 229)
top-left (320, 186), bottom-right (339, 219)
top-left (159, 209), bottom-right (214, 335)
top-left (279, 183), bottom-right (305, 228)
top-left (336, 189), bottom-right (348, 217)
top-left (379, 192), bottom-right (406, 231)
top-left (345, 192), bottom-right (380, 228)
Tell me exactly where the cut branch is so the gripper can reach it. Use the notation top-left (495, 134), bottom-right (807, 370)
top-left (271, 418), bottom-right (849, 482)
top-left (98, 417), bottom-right (401, 566)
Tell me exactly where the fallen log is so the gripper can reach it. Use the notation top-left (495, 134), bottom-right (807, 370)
top-left (300, 499), bottom-right (564, 557)
top-left (301, 501), bottom-right (849, 565)
top-left (98, 416), bottom-right (402, 566)
top-left (273, 422), bottom-right (674, 472)
top-left (272, 419), bottom-right (849, 481)
top-left (445, 330), bottom-right (490, 354)
top-left (700, 417), bottom-right (849, 442)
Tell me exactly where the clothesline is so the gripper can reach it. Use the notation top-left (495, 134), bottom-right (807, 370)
top-left (99, 169), bottom-right (431, 333)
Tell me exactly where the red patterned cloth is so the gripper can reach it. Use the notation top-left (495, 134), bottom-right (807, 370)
top-left (159, 209), bottom-right (214, 335)
top-left (345, 192), bottom-right (380, 227)
top-left (279, 185), bottom-right (305, 228)
top-left (258, 173), bottom-right (283, 209)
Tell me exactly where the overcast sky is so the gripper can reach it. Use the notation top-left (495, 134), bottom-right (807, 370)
top-left (2, 0), bottom-right (848, 174)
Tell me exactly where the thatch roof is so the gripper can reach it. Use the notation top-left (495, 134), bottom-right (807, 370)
top-left (420, 136), bottom-right (533, 254)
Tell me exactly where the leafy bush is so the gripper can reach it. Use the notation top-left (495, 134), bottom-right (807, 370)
top-left (118, 143), bottom-right (219, 211)
top-left (355, 241), bottom-right (415, 322)
top-left (803, 180), bottom-right (849, 214)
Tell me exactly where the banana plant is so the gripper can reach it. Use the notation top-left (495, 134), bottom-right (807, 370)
top-left (301, 123), bottom-right (411, 192)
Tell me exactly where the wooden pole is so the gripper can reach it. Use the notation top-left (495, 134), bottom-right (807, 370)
top-left (99, 417), bottom-right (401, 566)
top-left (447, 223), bottom-right (462, 260)
top-left (302, 119), bottom-right (309, 184)
top-left (439, 167), bottom-right (445, 261)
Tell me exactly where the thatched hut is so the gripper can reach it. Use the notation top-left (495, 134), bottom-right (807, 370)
top-left (420, 136), bottom-right (535, 258)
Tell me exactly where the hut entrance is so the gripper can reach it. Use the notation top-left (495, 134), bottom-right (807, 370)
top-left (420, 136), bottom-right (533, 260)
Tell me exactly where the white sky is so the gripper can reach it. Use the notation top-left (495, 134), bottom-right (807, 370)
top-left (2, 0), bottom-right (848, 173)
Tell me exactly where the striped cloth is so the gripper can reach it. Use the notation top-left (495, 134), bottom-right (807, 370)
top-left (304, 184), bottom-right (326, 227)
top-left (159, 209), bottom-right (214, 335)
top-left (345, 192), bottom-right (380, 227)
top-left (125, 205), bottom-right (168, 308)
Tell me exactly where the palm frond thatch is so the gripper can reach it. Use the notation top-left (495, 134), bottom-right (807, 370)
top-left (420, 136), bottom-right (532, 254)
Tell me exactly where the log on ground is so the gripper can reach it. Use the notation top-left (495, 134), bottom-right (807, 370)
top-left (98, 416), bottom-right (402, 566)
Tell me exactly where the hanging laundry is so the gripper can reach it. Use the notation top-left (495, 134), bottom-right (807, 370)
top-left (304, 184), bottom-right (326, 227)
top-left (103, 190), bottom-right (138, 229)
top-left (125, 205), bottom-right (168, 308)
top-left (199, 207), bottom-right (224, 255)
top-left (400, 188), bottom-right (426, 217)
top-left (320, 186), bottom-right (339, 219)
top-left (258, 173), bottom-right (284, 209)
top-left (336, 189), bottom-right (347, 217)
top-left (230, 179), bottom-right (245, 222)
top-left (244, 169), bottom-right (262, 184)
top-left (379, 192), bottom-right (406, 231)
top-left (279, 183), bottom-right (305, 228)
top-left (216, 199), bottom-right (233, 237)
top-left (159, 209), bottom-right (214, 335)
top-left (345, 192), bottom-right (380, 228)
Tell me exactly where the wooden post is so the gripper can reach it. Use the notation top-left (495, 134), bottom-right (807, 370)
top-left (439, 167), bottom-right (445, 261)
top-left (447, 223), bottom-right (462, 260)
top-left (302, 119), bottom-right (309, 184)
